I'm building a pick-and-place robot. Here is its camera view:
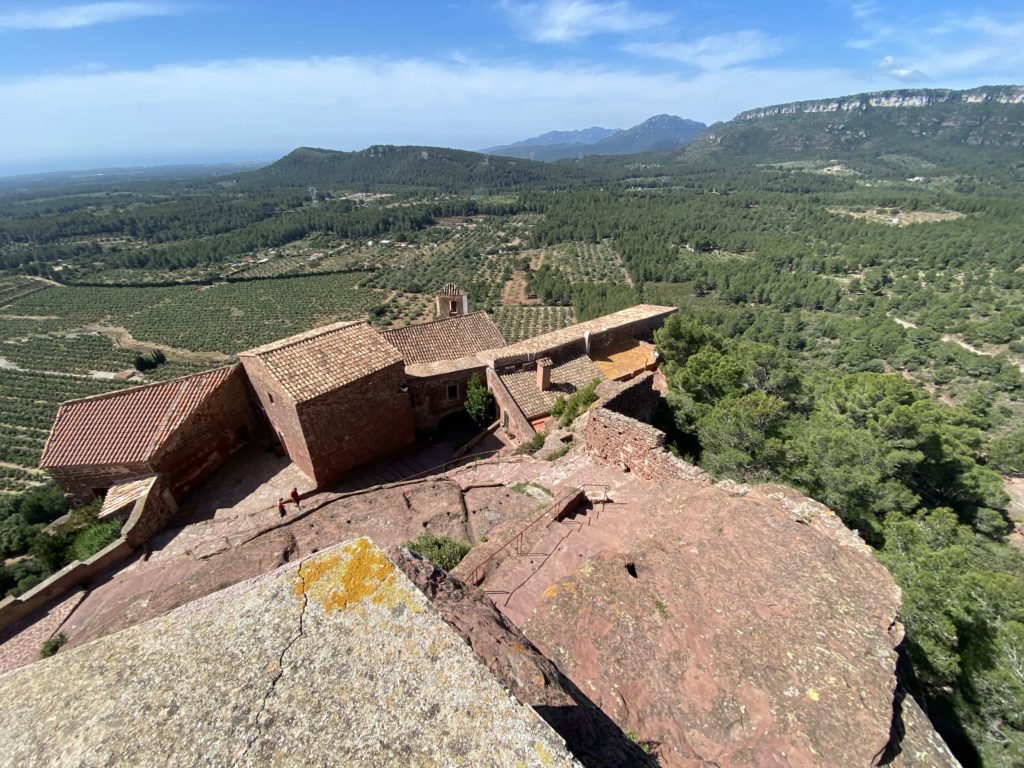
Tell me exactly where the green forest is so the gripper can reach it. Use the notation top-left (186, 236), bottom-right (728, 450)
top-left (0, 89), bottom-right (1022, 766)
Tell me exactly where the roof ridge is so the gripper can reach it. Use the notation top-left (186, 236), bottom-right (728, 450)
top-left (51, 364), bottom-right (236, 409)
top-left (239, 319), bottom-right (368, 358)
top-left (381, 310), bottom-right (489, 334)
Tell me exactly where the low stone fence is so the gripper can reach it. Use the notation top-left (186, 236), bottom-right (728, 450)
top-left (0, 538), bottom-right (133, 635)
top-left (586, 406), bottom-right (707, 484)
top-left (0, 473), bottom-right (179, 636)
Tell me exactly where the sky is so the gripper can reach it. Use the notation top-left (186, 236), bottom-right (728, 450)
top-left (0, 0), bottom-right (1022, 175)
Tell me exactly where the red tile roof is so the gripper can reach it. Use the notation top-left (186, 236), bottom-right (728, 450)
top-left (496, 353), bottom-right (603, 420)
top-left (239, 320), bottom-right (404, 402)
top-left (98, 474), bottom-right (158, 520)
top-left (381, 312), bottom-right (506, 366)
top-left (41, 367), bottom-right (237, 469)
top-left (437, 283), bottom-right (464, 296)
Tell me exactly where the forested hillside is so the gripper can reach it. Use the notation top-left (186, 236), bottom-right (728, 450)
top-left (234, 145), bottom-right (591, 192)
top-left (0, 86), bottom-right (1022, 766)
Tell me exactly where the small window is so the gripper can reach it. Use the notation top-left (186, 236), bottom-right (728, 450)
top-left (447, 384), bottom-right (458, 401)
top-left (267, 391), bottom-right (274, 404)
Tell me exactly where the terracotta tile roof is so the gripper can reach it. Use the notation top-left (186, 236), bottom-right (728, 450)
top-left (41, 367), bottom-right (237, 469)
top-left (381, 312), bottom-right (506, 366)
top-left (496, 353), bottom-right (603, 420)
top-left (438, 283), bottom-right (464, 296)
top-left (239, 321), bottom-right (403, 402)
top-left (98, 474), bottom-right (158, 520)
top-left (482, 304), bottom-right (677, 366)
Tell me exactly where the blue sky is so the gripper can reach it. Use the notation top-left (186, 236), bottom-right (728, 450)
top-left (0, 0), bottom-right (1022, 175)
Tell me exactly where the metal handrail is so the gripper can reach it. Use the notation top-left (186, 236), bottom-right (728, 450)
top-left (467, 483), bottom-right (609, 585)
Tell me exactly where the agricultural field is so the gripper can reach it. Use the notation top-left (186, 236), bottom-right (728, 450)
top-left (0, 369), bottom-right (135, 493)
top-left (492, 305), bottom-right (577, 342)
top-left (543, 240), bottom-right (631, 284)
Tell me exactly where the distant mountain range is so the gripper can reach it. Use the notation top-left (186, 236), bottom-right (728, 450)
top-left (484, 115), bottom-right (707, 161)
top-left (687, 85), bottom-right (1024, 176)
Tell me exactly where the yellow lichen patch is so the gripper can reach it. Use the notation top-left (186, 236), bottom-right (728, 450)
top-left (293, 538), bottom-right (420, 614)
top-left (540, 581), bottom-right (577, 602)
top-left (535, 742), bottom-right (553, 766)
top-left (806, 688), bottom-right (820, 702)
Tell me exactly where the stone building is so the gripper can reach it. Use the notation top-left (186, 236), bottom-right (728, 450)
top-left (382, 311), bottom-right (505, 430)
top-left (481, 304), bottom-right (675, 441)
top-left (239, 321), bottom-right (415, 487)
top-left (40, 365), bottom-right (257, 504)
top-left (434, 282), bottom-right (468, 318)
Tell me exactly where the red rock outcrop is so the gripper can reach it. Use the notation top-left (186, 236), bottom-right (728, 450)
top-left (385, 545), bottom-right (654, 768)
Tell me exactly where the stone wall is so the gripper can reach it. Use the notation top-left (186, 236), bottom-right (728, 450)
top-left (122, 475), bottom-right (179, 548)
top-left (586, 407), bottom-right (707, 484)
top-left (408, 365), bottom-right (486, 431)
top-left (297, 361), bottom-right (415, 486)
top-left (598, 372), bottom-right (660, 423)
top-left (0, 472), bottom-right (180, 634)
top-left (152, 366), bottom-right (258, 499)
top-left (0, 537), bottom-right (134, 635)
top-left (486, 366), bottom-right (535, 444)
top-left (47, 462), bottom-right (152, 505)
top-left (240, 354), bottom-right (316, 478)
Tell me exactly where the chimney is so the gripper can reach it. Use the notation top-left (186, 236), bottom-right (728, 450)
top-left (536, 357), bottom-right (553, 391)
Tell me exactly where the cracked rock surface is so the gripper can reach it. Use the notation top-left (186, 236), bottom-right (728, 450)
top-left (0, 537), bottom-right (580, 768)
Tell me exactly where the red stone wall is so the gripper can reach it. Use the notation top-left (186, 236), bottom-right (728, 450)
top-left (48, 462), bottom-right (152, 505)
top-left (486, 366), bottom-right (535, 444)
top-left (296, 361), bottom-right (415, 486)
top-left (151, 366), bottom-right (258, 499)
top-left (586, 407), bottom-right (707, 484)
top-left (599, 372), bottom-right (660, 423)
top-left (122, 475), bottom-right (179, 548)
top-left (240, 355), bottom-right (315, 479)
top-left (408, 366), bottom-right (486, 431)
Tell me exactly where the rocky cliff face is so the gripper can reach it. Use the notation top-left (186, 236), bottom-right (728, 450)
top-left (735, 86), bottom-right (1024, 121)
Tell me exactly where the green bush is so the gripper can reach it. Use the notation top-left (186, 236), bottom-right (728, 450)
top-left (401, 533), bottom-right (471, 571)
top-left (557, 379), bottom-right (600, 427)
top-left (39, 633), bottom-right (66, 659)
top-left (516, 430), bottom-right (546, 455)
top-left (68, 519), bottom-right (123, 563)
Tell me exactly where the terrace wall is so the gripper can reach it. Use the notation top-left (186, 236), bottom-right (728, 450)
top-left (599, 372), bottom-right (661, 423)
top-left (0, 473), bottom-right (179, 635)
top-left (0, 537), bottom-right (134, 635)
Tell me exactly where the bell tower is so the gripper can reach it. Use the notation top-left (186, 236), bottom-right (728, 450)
top-left (435, 283), bottom-right (468, 318)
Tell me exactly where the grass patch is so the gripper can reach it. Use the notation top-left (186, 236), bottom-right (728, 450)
top-left (550, 379), bottom-right (600, 427)
top-left (401, 533), bottom-right (471, 571)
top-left (516, 430), bottom-right (546, 455)
top-left (544, 443), bottom-right (572, 461)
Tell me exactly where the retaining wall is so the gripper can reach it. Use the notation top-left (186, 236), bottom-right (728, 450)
top-left (586, 407), bottom-right (707, 484)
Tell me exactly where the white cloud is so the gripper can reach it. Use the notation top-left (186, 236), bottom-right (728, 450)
top-left (0, 2), bottom-right (180, 31)
top-left (624, 30), bottom-right (783, 70)
top-left (502, 0), bottom-right (670, 43)
top-left (0, 54), bottom-right (923, 173)
top-left (877, 55), bottom-right (928, 82)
